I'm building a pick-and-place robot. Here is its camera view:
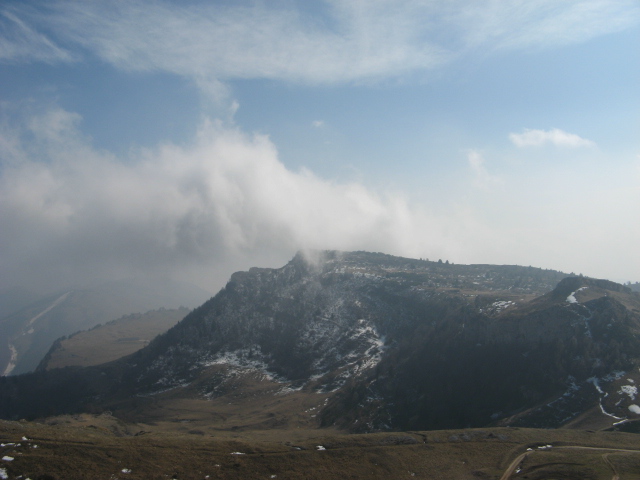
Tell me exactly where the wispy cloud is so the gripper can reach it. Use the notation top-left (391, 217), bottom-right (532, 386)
top-left (509, 128), bottom-right (596, 148)
top-left (0, 8), bottom-right (74, 63)
top-left (455, 0), bottom-right (639, 52)
top-left (28, 1), bottom-right (448, 86)
top-left (2, 1), bottom-right (637, 90)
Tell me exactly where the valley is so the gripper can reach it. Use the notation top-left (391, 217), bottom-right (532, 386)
top-left (0, 279), bottom-right (209, 376)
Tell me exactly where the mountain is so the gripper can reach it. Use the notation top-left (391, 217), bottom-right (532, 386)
top-left (0, 286), bottom-right (42, 320)
top-left (37, 307), bottom-right (190, 371)
top-left (0, 278), bottom-right (209, 376)
top-left (1, 251), bottom-right (639, 435)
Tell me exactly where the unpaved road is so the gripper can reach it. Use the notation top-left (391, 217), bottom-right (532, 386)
top-left (500, 445), bottom-right (640, 480)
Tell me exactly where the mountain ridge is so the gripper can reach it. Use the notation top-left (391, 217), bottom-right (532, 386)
top-left (1, 250), bottom-right (639, 436)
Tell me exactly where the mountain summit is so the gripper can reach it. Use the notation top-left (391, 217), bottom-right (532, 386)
top-left (1, 251), bottom-right (639, 433)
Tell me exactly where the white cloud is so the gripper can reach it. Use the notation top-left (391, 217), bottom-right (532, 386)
top-left (509, 128), bottom-right (596, 148)
top-left (1, 106), bottom-right (638, 291)
top-left (2, 0), bottom-right (637, 91)
top-left (312, 120), bottom-right (325, 128)
top-left (0, 106), bottom-right (457, 292)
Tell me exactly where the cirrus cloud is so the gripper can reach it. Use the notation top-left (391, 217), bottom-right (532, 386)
top-left (0, 8), bottom-right (74, 63)
top-left (1, 0), bottom-right (638, 91)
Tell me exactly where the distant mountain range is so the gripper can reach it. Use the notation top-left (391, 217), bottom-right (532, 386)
top-left (0, 278), bottom-right (209, 376)
top-left (1, 251), bottom-right (639, 434)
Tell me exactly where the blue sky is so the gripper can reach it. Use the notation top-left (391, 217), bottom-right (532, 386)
top-left (1, 0), bottom-right (639, 293)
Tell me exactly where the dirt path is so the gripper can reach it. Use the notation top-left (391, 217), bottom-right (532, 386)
top-left (499, 451), bottom-right (529, 480)
top-left (499, 445), bottom-right (640, 480)
top-left (602, 453), bottom-right (619, 480)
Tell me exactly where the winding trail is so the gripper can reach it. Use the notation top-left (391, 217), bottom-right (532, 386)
top-left (602, 453), bottom-right (619, 480)
top-left (499, 446), bottom-right (640, 480)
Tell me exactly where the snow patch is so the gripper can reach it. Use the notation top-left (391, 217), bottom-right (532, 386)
top-left (203, 348), bottom-right (283, 382)
top-left (308, 317), bottom-right (386, 392)
top-left (0, 468), bottom-right (7, 480)
top-left (588, 377), bottom-right (604, 394)
top-left (629, 405), bottom-right (640, 414)
top-left (566, 286), bottom-right (588, 304)
top-left (1, 457), bottom-right (13, 462)
top-left (275, 384), bottom-right (304, 395)
top-left (2, 345), bottom-right (18, 377)
top-left (589, 376), bottom-right (624, 420)
top-left (619, 385), bottom-right (637, 400)
top-left (491, 300), bottom-right (515, 312)
top-left (316, 445), bottom-right (326, 451)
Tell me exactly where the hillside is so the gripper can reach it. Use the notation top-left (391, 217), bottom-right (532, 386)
top-left (1, 251), bottom-right (639, 436)
top-left (38, 308), bottom-right (190, 370)
top-left (0, 278), bottom-right (209, 376)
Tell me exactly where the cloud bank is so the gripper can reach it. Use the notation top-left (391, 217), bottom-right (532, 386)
top-left (1, 1), bottom-right (638, 291)
top-left (509, 128), bottom-right (596, 148)
top-left (1, 106), bottom-right (638, 292)
top-left (0, 107), bottom-right (458, 292)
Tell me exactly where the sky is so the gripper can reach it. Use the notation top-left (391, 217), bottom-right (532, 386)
top-left (1, 0), bottom-right (639, 295)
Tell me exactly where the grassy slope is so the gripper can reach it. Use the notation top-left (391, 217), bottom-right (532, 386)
top-left (43, 308), bottom-right (189, 370)
top-left (1, 418), bottom-right (640, 480)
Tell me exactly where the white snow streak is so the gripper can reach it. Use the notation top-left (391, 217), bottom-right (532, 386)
top-left (26, 291), bottom-right (71, 328)
top-left (2, 345), bottom-right (18, 376)
top-left (566, 286), bottom-right (587, 304)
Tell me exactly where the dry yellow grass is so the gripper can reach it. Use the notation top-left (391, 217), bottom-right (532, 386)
top-left (44, 308), bottom-right (188, 370)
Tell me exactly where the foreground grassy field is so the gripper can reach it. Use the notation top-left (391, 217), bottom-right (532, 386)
top-left (1, 415), bottom-right (639, 480)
